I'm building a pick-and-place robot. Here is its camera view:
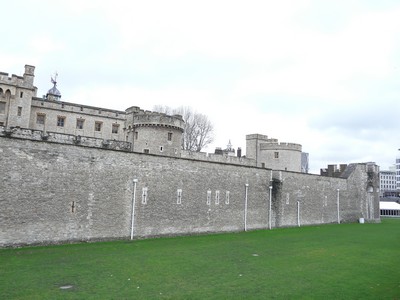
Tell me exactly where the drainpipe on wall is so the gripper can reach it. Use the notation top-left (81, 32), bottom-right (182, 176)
top-left (269, 185), bottom-right (273, 230)
top-left (244, 184), bottom-right (249, 231)
top-left (337, 189), bottom-right (340, 224)
top-left (297, 201), bottom-right (300, 227)
top-left (130, 179), bottom-right (138, 240)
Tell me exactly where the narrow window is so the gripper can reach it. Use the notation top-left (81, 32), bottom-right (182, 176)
top-left (142, 187), bottom-right (148, 204)
top-left (168, 132), bottom-right (172, 141)
top-left (17, 106), bottom-right (22, 116)
top-left (0, 102), bottom-right (6, 114)
top-left (36, 114), bottom-right (45, 125)
top-left (286, 193), bottom-right (290, 205)
top-left (57, 116), bottom-right (65, 127)
top-left (160, 146), bottom-right (163, 152)
top-left (112, 124), bottom-right (119, 134)
top-left (61, 103), bottom-right (65, 108)
top-left (80, 107), bottom-right (83, 111)
top-left (274, 152), bottom-right (279, 159)
top-left (225, 191), bottom-right (230, 204)
top-left (177, 189), bottom-right (182, 204)
top-left (261, 163), bottom-right (265, 168)
top-left (94, 121), bottom-right (102, 131)
top-left (20, 92), bottom-right (23, 98)
top-left (76, 119), bottom-right (84, 129)
top-left (135, 131), bottom-right (138, 140)
top-left (207, 190), bottom-right (211, 205)
top-left (215, 190), bottom-right (220, 205)
top-left (144, 149), bottom-right (149, 154)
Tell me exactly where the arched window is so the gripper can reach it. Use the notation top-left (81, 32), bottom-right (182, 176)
top-left (5, 89), bottom-right (11, 100)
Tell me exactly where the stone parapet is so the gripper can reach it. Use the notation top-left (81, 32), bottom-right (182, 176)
top-left (260, 142), bottom-right (302, 152)
top-left (0, 126), bottom-right (131, 152)
top-left (180, 150), bottom-right (256, 166)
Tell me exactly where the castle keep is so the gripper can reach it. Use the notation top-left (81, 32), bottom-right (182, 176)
top-left (0, 65), bottom-right (380, 247)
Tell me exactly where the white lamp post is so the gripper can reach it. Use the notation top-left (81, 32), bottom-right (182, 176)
top-left (130, 179), bottom-right (138, 240)
top-left (244, 184), bottom-right (249, 231)
top-left (337, 189), bottom-right (340, 224)
top-left (297, 200), bottom-right (300, 227)
top-left (269, 185), bottom-right (273, 230)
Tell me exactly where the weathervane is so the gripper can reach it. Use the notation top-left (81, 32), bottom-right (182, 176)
top-left (51, 72), bottom-right (58, 86)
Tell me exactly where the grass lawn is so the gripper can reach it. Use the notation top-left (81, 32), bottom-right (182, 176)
top-left (1, 218), bottom-right (399, 299)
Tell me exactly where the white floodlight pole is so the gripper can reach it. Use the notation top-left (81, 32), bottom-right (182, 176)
top-left (244, 184), bottom-right (249, 231)
top-left (269, 185), bottom-right (273, 230)
top-left (337, 189), bottom-right (340, 224)
top-left (297, 201), bottom-right (300, 227)
top-left (130, 179), bottom-right (138, 240)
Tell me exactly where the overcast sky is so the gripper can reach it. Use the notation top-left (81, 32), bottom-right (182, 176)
top-left (2, 0), bottom-right (400, 173)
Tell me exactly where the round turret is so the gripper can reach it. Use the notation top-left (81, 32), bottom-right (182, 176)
top-left (259, 142), bottom-right (302, 172)
top-left (125, 108), bottom-right (185, 156)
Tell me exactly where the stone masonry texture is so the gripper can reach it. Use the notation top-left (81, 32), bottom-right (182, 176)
top-left (0, 137), bottom-right (380, 247)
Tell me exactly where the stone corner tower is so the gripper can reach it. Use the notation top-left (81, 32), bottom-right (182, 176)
top-left (0, 64), bottom-right (37, 128)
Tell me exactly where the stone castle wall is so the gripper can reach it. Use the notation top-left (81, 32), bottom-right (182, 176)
top-left (0, 136), bottom-right (380, 247)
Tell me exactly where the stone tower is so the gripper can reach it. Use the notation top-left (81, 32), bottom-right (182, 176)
top-left (246, 134), bottom-right (302, 172)
top-left (0, 65), bottom-right (37, 128)
top-left (125, 106), bottom-right (185, 156)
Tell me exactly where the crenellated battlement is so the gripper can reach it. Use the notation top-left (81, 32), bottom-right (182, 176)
top-left (0, 73), bottom-right (24, 88)
top-left (131, 113), bottom-right (185, 132)
top-left (0, 65), bottom-right (35, 90)
top-left (124, 106), bottom-right (185, 133)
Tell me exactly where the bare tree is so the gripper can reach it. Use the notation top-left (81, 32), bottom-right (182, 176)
top-left (153, 105), bottom-right (214, 152)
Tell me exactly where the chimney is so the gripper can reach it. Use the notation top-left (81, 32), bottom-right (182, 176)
top-left (237, 147), bottom-right (242, 158)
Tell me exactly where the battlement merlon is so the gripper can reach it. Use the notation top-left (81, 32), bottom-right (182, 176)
top-left (260, 142), bottom-right (302, 152)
